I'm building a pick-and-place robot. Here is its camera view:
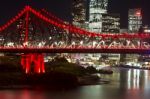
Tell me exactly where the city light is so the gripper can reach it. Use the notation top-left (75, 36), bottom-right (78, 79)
top-left (135, 10), bottom-right (141, 16)
top-left (0, 5), bottom-right (149, 75)
top-left (0, 1), bottom-right (150, 99)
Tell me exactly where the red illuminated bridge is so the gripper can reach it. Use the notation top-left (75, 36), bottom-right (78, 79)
top-left (0, 6), bottom-right (150, 74)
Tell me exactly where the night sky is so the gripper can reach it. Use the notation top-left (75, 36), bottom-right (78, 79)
top-left (0, 0), bottom-right (149, 28)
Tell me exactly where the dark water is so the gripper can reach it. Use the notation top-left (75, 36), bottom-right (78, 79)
top-left (1, 68), bottom-right (150, 99)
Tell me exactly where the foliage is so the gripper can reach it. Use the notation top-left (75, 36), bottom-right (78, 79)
top-left (85, 66), bottom-right (98, 74)
top-left (46, 56), bottom-right (86, 76)
top-left (0, 56), bottom-right (22, 72)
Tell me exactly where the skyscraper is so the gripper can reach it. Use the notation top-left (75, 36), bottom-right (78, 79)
top-left (102, 13), bottom-right (120, 33)
top-left (72, 0), bottom-right (86, 28)
top-left (128, 8), bottom-right (142, 33)
top-left (89, 0), bottom-right (108, 33)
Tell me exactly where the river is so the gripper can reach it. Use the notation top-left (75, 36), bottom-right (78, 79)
top-left (0, 68), bottom-right (150, 99)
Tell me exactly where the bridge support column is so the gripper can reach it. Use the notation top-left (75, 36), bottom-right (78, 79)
top-left (21, 53), bottom-right (45, 74)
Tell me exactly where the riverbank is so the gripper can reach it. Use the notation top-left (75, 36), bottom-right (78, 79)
top-left (115, 65), bottom-right (150, 70)
top-left (0, 71), bottom-right (111, 89)
top-left (0, 73), bottom-right (109, 90)
top-left (0, 56), bottom-right (112, 88)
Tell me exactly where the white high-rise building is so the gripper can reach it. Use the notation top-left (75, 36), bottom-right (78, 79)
top-left (89, 0), bottom-right (108, 33)
top-left (128, 8), bottom-right (142, 33)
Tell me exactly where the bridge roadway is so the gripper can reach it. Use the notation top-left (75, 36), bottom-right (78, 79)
top-left (0, 47), bottom-right (150, 54)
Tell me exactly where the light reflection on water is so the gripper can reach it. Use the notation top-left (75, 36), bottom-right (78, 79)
top-left (1, 68), bottom-right (150, 99)
top-left (0, 90), bottom-right (46, 99)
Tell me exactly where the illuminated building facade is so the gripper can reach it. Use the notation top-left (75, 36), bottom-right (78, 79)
top-left (89, 0), bottom-right (108, 33)
top-left (128, 8), bottom-right (142, 33)
top-left (72, 0), bottom-right (86, 28)
top-left (102, 14), bottom-right (120, 33)
top-left (143, 25), bottom-right (150, 33)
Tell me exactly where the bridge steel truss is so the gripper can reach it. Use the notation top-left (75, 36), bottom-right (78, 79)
top-left (0, 6), bottom-right (150, 73)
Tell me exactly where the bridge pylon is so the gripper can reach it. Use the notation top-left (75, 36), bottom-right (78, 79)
top-left (21, 53), bottom-right (45, 74)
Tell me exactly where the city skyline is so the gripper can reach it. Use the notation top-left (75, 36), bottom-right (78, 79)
top-left (0, 1), bottom-right (150, 99)
top-left (0, 0), bottom-right (149, 28)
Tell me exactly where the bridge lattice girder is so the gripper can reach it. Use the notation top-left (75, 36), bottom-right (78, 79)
top-left (0, 6), bottom-right (150, 52)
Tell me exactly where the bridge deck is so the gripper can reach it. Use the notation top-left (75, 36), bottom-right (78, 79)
top-left (0, 48), bottom-right (150, 54)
